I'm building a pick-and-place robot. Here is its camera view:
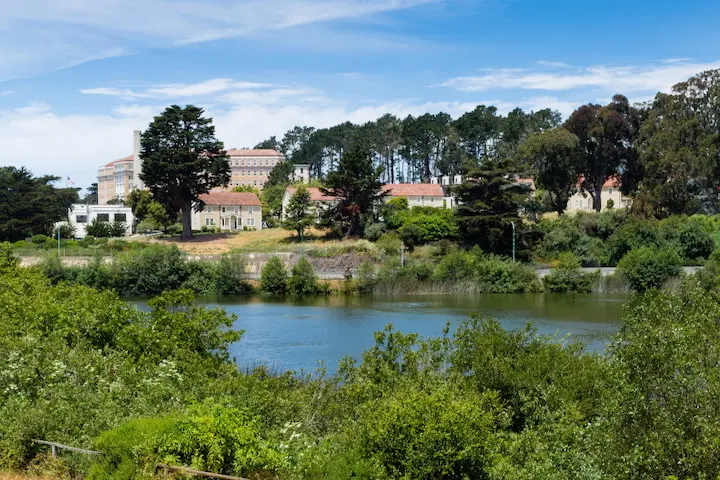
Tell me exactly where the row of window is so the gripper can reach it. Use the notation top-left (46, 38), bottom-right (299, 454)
top-left (231, 159), bottom-right (279, 167)
top-left (205, 218), bottom-right (256, 227)
top-left (75, 213), bottom-right (126, 224)
top-left (206, 206), bottom-right (256, 214)
top-left (232, 170), bottom-right (270, 176)
top-left (230, 181), bottom-right (265, 187)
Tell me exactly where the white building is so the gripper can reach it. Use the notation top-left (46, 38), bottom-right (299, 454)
top-left (566, 177), bottom-right (632, 213)
top-left (68, 204), bottom-right (134, 239)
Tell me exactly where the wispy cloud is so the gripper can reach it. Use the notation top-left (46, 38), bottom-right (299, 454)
top-left (442, 60), bottom-right (720, 93)
top-left (81, 79), bottom-right (277, 100)
top-left (536, 60), bottom-right (571, 68)
top-left (0, 0), bottom-right (439, 80)
top-left (0, 90), bottom-right (15, 97)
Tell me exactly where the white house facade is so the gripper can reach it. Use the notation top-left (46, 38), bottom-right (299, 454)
top-left (68, 204), bottom-right (134, 239)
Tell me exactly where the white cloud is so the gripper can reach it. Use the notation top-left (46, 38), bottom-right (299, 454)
top-left (0, 0), bottom-right (439, 80)
top-left (79, 87), bottom-right (151, 99)
top-left (536, 61), bottom-right (571, 68)
top-left (442, 60), bottom-right (720, 93)
top-left (146, 79), bottom-right (271, 97)
top-left (0, 90), bottom-right (15, 97)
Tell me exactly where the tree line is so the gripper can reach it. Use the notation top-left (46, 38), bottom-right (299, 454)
top-left (2, 69), bottom-right (717, 243)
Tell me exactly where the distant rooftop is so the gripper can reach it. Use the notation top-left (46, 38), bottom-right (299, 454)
top-left (226, 149), bottom-right (284, 157)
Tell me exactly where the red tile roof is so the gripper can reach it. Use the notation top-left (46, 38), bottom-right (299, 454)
top-left (199, 191), bottom-right (261, 206)
top-left (104, 154), bottom-right (133, 167)
top-left (286, 187), bottom-right (338, 202)
top-left (226, 149), bottom-right (285, 158)
top-left (382, 183), bottom-right (444, 197)
top-left (576, 175), bottom-right (622, 189)
top-left (515, 177), bottom-right (536, 190)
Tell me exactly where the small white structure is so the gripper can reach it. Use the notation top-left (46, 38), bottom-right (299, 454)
top-left (68, 204), bottom-right (134, 239)
top-left (292, 164), bottom-right (311, 184)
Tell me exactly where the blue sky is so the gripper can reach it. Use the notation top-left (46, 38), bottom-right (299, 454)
top-left (1, 0), bottom-right (720, 188)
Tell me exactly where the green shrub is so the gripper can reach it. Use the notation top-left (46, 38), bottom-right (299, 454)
top-left (476, 255), bottom-right (543, 293)
top-left (363, 222), bottom-right (385, 242)
top-left (398, 223), bottom-right (422, 252)
top-left (108, 221), bottom-right (127, 237)
top-left (113, 245), bottom-right (189, 296)
top-left (136, 219), bottom-right (159, 234)
top-left (357, 386), bottom-right (502, 480)
top-left (678, 219), bottom-right (714, 261)
top-left (375, 231), bottom-right (402, 255)
top-left (543, 252), bottom-right (599, 293)
top-left (617, 246), bottom-right (682, 292)
top-left (54, 223), bottom-right (76, 239)
top-left (433, 250), bottom-right (476, 282)
top-left (288, 257), bottom-right (319, 296)
top-left (354, 261), bottom-right (377, 295)
top-left (260, 256), bottom-right (288, 295)
top-left (85, 218), bottom-right (112, 238)
top-left (30, 234), bottom-right (49, 244)
top-left (0, 242), bottom-right (19, 271)
top-left (213, 254), bottom-right (253, 296)
top-left (166, 223), bottom-right (183, 235)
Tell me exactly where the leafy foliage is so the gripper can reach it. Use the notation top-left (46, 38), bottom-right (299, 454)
top-left (140, 105), bottom-right (230, 239)
top-left (260, 256), bottom-right (288, 295)
top-left (617, 246), bottom-right (682, 292)
top-left (288, 257), bottom-right (320, 296)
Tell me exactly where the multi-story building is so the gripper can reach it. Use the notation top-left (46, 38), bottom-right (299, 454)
top-left (98, 132), bottom-right (286, 204)
top-left (97, 154), bottom-right (134, 205)
top-left (191, 191), bottom-right (263, 231)
top-left (226, 149), bottom-right (286, 189)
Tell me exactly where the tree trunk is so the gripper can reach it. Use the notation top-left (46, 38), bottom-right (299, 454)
top-left (592, 179), bottom-right (603, 212)
top-left (182, 201), bottom-right (193, 239)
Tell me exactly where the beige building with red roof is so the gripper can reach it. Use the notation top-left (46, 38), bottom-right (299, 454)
top-left (97, 132), bottom-right (286, 204)
top-left (566, 177), bottom-right (632, 213)
top-left (191, 191), bottom-right (263, 231)
top-left (226, 148), bottom-right (285, 189)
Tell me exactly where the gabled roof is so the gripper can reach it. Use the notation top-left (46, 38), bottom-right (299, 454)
top-left (382, 183), bottom-right (444, 197)
top-left (226, 149), bottom-right (285, 158)
top-left (199, 191), bottom-right (261, 206)
top-left (104, 154), bottom-right (133, 167)
top-left (285, 187), bottom-right (338, 202)
top-left (576, 175), bottom-right (622, 189)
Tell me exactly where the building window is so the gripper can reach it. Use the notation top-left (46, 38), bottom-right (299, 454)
top-left (254, 180), bottom-right (257, 186)
top-left (575, 199), bottom-right (581, 208)
top-left (248, 206), bottom-right (254, 214)
top-left (205, 218), bottom-right (215, 226)
top-left (221, 218), bottom-right (226, 227)
top-left (608, 188), bottom-right (614, 195)
top-left (221, 206), bottom-right (226, 213)
top-left (247, 218), bottom-right (255, 226)
top-left (97, 213), bottom-right (110, 222)
top-left (114, 213), bottom-right (127, 222)
top-left (207, 206), bottom-right (213, 213)
top-left (76, 215), bottom-right (87, 223)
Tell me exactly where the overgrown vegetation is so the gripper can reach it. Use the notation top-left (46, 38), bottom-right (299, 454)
top-left (3, 242), bottom-right (720, 479)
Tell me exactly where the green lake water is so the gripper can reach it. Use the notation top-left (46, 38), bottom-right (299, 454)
top-left (196, 294), bottom-right (626, 374)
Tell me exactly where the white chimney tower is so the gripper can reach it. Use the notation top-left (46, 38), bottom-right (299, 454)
top-left (132, 129), bottom-right (144, 190)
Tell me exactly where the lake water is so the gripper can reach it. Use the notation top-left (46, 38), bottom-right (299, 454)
top-left (197, 294), bottom-right (626, 374)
